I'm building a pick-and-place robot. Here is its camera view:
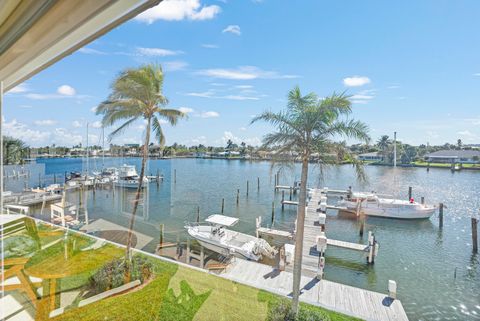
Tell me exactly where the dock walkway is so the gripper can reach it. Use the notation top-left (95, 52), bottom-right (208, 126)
top-left (221, 258), bottom-right (408, 321)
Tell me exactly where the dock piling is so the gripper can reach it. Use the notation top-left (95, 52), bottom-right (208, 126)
top-left (439, 203), bottom-right (444, 228)
top-left (472, 217), bottom-right (478, 253)
top-left (271, 202), bottom-right (275, 225)
top-left (408, 186), bottom-right (412, 200)
top-left (221, 198), bottom-right (225, 214)
top-left (359, 216), bottom-right (365, 237)
top-left (281, 191), bottom-right (285, 211)
top-left (174, 169), bottom-right (176, 184)
top-left (246, 181), bottom-right (249, 197)
top-left (196, 206), bottom-right (200, 223)
top-left (236, 189), bottom-right (239, 206)
top-left (257, 177), bottom-right (260, 191)
top-left (421, 197), bottom-right (425, 205)
top-left (289, 187), bottom-right (292, 201)
top-left (159, 223), bottom-right (164, 247)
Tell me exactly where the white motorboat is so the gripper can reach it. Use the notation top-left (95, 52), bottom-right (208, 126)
top-left (338, 192), bottom-right (436, 219)
top-left (186, 214), bottom-right (277, 261)
top-left (94, 167), bottom-right (119, 183)
top-left (113, 165), bottom-right (148, 188)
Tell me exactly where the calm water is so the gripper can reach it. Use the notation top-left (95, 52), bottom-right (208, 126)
top-left (12, 158), bottom-right (480, 320)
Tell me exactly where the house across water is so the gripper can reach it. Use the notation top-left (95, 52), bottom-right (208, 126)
top-left (425, 150), bottom-right (480, 163)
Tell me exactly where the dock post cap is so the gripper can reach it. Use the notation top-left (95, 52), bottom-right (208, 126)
top-left (318, 213), bottom-right (326, 225)
top-left (388, 280), bottom-right (397, 299)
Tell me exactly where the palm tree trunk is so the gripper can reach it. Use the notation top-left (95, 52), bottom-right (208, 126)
top-left (124, 117), bottom-right (151, 279)
top-left (291, 154), bottom-right (309, 314)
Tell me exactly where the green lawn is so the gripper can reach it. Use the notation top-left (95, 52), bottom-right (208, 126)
top-left (6, 219), bottom-right (360, 321)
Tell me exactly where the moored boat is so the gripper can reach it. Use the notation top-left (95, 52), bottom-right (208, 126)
top-left (186, 214), bottom-right (277, 261)
top-left (113, 165), bottom-right (148, 188)
top-left (338, 192), bottom-right (436, 219)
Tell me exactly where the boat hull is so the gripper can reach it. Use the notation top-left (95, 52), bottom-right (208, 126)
top-left (340, 199), bottom-right (436, 219)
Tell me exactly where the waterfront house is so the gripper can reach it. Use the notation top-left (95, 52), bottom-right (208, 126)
top-left (358, 152), bottom-right (384, 162)
top-left (425, 150), bottom-right (480, 163)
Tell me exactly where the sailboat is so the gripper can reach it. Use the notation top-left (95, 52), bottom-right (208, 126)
top-left (186, 214), bottom-right (277, 261)
top-left (113, 165), bottom-right (148, 188)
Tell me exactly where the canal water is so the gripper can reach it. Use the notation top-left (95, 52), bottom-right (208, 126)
top-left (10, 157), bottom-right (480, 320)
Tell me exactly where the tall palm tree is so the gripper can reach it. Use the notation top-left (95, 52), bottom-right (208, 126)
top-left (96, 64), bottom-right (186, 272)
top-left (251, 86), bottom-right (369, 314)
top-left (376, 135), bottom-right (391, 162)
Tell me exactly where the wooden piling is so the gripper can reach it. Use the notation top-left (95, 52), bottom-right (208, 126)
top-left (472, 217), bottom-right (478, 253)
top-left (54, 173), bottom-right (56, 184)
top-left (236, 189), bottom-right (239, 206)
top-left (289, 187), bottom-right (292, 201)
top-left (221, 198), bottom-right (225, 213)
top-left (38, 173), bottom-right (41, 188)
top-left (359, 216), bottom-right (365, 237)
top-left (421, 197), bottom-right (425, 205)
top-left (196, 206), bottom-right (200, 223)
top-left (156, 169), bottom-right (160, 187)
top-left (271, 202), bottom-right (275, 225)
top-left (257, 177), bottom-right (260, 191)
top-left (246, 181), bottom-right (249, 197)
top-left (174, 169), bottom-right (176, 184)
top-left (408, 186), bottom-right (412, 200)
top-left (439, 203), bottom-right (444, 228)
top-left (281, 191), bottom-right (285, 211)
top-left (159, 224), bottom-right (164, 246)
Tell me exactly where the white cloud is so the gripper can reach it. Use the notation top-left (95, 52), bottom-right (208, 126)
top-left (8, 83), bottom-right (28, 94)
top-left (54, 128), bottom-right (83, 146)
top-left (351, 94), bottom-right (374, 100)
top-left (4, 119), bottom-right (50, 144)
top-left (239, 127), bottom-right (247, 131)
top-left (350, 89), bottom-right (376, 105)
top-left (387, 85), bottom-right (400, 89)
top-left (343, 76), bottom-right (371, 87)
top-left (185, 89), bottom-right (261, 101)
top-left (199, 111), bottom-right (219, 118)
top-left (136, 47), bottom-right (183, 57)
top-left (201, 44), bottom-right (219, 49)
top-left (178, 107), bottom-right (194, 114)
top-left (72, 120), bottom-right (83, 128)
top-left (197, 66), bottom-right (299, 80)
top-left (163, 61), bottom-right (188, 71)
top-left (235, 85), bottom-right (253, 89)
top-left (57, 85), bottom-right (76, 96)
top-left (219, 131), bottom-right (260, 146)
top-left (222, 25), bottom-right (241, 35)
top-left (457, 130), bottom-right (476, 137)
top-left (190, 135), bottom-right (207, 145)
top-left (222, 95), bottom-right (259, 101)
top-left (473, 73), bottom-right (480, 76)
top-left (34, 119), bottom-right (57, 126)
top-left (90, 121), bottom-right (103, 128)
top-left (78, 47), bottom-right (106, 55)
top-left (135, 0), bottom-right (221, 24)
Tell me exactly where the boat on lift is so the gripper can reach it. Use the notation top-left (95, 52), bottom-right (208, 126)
top-left (338, 192), bottom-right (436, 219)
top-left (113, 165), bottom-right (148, 188)
top-left (186, 214), bottom-right (277, 261)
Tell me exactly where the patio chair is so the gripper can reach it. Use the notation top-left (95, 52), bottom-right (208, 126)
top-left (1, 257), bottom-right (42, 304)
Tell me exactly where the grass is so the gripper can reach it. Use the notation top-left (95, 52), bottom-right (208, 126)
top-left (412, 161), bottom-right (480, 168)
top-left (7, 220), bottom-right (360, 321)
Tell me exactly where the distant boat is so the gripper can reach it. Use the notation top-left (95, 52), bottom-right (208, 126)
top-left (186, 214), bottom-right (277, 261)
top-left (338, 192), bottom-right (436, 219)
top-left (93, 167), bottom-right (119, 183)
top-left (113, 165), bottom-right (148, 189)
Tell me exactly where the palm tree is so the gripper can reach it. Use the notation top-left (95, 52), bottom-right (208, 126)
top-left (376, 135), bottom-right (390, 162)
top-left (251, 86), bottom-right (369, 314)
top-left (96, 64), bottom-right (186, 275)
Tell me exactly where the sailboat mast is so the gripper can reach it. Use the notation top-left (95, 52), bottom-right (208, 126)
top-left (86, 122), bottom-right (89, 175)
top-left (393, 131), bottom-right (397, 168)
top-left (102, 126), bottom-right (105, 169)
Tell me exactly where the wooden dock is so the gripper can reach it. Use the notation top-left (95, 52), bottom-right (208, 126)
top-left (221, 258), bottom-right (409, 321)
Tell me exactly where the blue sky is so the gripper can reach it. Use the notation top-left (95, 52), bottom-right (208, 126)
top-left (4, 0), bottom-right (480, 147)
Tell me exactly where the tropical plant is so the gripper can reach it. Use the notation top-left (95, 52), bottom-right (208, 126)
top-left (376, 135), bottom-right (390, 162)
top-left (3, 136), bottom-right (28, 164)
top-left (251, 86), bottom-right (370, 314)
top-left (96, 64), bottom-right (186, 277)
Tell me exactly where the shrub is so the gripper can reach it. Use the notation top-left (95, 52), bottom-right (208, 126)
top-left (88, 256), bottom-right (153, 295)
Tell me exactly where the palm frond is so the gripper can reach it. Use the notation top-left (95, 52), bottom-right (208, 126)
top-left (152, 116), bottom-right (166, 147)
top-left (157, 109), bottom-right (186, 126)
top-left (108, 117), bottom-right (138, 141)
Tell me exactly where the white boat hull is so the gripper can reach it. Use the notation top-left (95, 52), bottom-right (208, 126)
top-left (340, 198), bottom-right (436, 219)
top-left (186, 225), bottom-right (262, 261)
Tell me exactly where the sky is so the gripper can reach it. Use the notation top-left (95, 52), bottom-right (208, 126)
top-left (3, 0), bottom-right (480, 148)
